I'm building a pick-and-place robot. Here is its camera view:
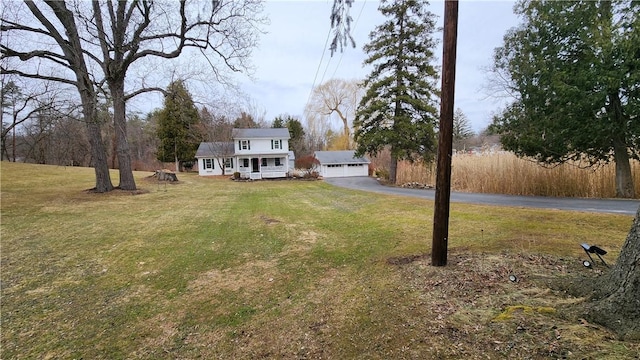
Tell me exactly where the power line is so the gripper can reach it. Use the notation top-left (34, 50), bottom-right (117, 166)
top-left (304, 22), bottom-right (333, 113)
top-left (306, 0), bottom-right (369, 114)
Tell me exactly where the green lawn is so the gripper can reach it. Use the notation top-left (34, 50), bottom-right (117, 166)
top-left (1, 161), bottom-right (637, 359)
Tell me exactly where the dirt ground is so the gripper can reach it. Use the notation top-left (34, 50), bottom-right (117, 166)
top-left (386, 251), bottom-right (640, 359)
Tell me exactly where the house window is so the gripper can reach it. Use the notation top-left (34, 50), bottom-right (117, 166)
top-left (261, 158), bottom-right (267, 167)
top-left (203, 158), bottom-right (214, 170)
top-left (240, 140), bottom-right (250, 150)
top-left (327, 164), bottom-right (342, 168)
top-left (242, 158), bottom-right (249, 168)
top-left (275, 158), bottom-right (281, 166)
top-left (224, 158), bottom-right (234, 168)
top-left (271, 139), bottom-right (281, 149)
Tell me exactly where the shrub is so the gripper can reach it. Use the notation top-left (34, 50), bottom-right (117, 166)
top-left (295, 155), bottom-right (320, 177)
top-left (375, 168), bottom-right (389, 180)
top-left (303, 171), bottom-right (320, 179)
top-left (233, 172), bottom-right (241, 180)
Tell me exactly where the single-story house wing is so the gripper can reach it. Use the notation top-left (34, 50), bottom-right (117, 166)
top-left (314, 150), bottom-right (370, 178)
top-left (195, 142), bottom-right (235, 176)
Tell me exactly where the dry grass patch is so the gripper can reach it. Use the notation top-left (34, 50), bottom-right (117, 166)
top-left (396, 152), bottom-right (640, 198)
top-left (2, 162), bottom-right (638, 359)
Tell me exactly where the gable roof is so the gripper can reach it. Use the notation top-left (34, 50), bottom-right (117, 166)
top-left (232, 128), bottom-right (290, 139)
top-left (314, 150), bottom-right (370, 165)
top-left (195, 142), bottom-right (234, 158)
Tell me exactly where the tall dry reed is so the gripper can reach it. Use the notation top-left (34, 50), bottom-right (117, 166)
top-left (396, 152), bottom-right (640, 198)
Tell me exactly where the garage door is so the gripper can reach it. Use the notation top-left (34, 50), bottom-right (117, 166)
top-left (323, 164), bottom-right (345, 178)
top-left (345, 164), bottom-right (368, 177)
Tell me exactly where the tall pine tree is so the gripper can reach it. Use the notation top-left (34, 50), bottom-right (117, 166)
top-left (156, 81), bottom-right (202, 172)
top-left (354, 0), bottom-right (440, 184)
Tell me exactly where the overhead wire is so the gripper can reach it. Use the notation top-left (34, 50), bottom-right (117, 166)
top-left (304, 20), bottom-right (333, 113)
top-left (305, 0), bottom-right (368, 113)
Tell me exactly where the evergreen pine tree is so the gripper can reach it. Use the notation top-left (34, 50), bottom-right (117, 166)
top-left (156, 81), bottom-right (202, 172)
top-left (354, 0), bottom-right (440, 184)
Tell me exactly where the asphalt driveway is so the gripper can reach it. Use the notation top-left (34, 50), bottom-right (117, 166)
top-left (324, 177), bottom-right (640, 216)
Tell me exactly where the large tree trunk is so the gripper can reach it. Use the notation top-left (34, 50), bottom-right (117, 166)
top-left (110, 81), bottom-right (137, 190)
top-left (28, 1), bottom-right (113, 192)
top-left (613, 136), bottom-right (635, 198)
top-left (586, 205), bottom-right (640, 339)
top-left (83, 103), bottom-right (113, 193)
top-left (389, 153), bottom-right (398, 184)
top-left (609, 92), bottom-right (635, 199)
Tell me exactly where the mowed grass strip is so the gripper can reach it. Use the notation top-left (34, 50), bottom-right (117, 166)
top-left (1, 162), bottom-right (637, 359)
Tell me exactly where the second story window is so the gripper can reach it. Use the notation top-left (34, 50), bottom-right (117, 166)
top-left (239, 140), bottom-right (250, 150)
top-left (271, 139), bottom-right (281, 150)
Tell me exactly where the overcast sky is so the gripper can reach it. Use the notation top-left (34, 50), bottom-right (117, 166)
top-left (235, 0), bottom-right (520, 133)
top-left (128, 0), bottom-right (520, 133)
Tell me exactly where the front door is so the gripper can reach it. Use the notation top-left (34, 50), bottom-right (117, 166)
top-left (251, 158), bottom-right (259, 173)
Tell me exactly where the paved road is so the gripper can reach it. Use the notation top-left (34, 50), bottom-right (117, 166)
top-left (325, 177), bottom-right (640, 216)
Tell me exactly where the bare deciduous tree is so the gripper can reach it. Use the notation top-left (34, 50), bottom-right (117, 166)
top-left (0, 80), bottom-right (64, 161)
top-left (2, 1), bottom-right (114, 192)
top-left (2, 0), bottom-right (265, 191)
top-left (303, 113), bottom-right (333, 152)
top-left (305, 78), bottom-right (362, 149)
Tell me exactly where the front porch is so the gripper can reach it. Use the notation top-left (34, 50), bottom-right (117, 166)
top-left (237, 156), bottom-right (288, 179)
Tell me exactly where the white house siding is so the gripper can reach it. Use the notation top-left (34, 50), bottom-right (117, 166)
top-left (199, 158), bottom-right (220, 176)
top-left (198, 157), bottom-right (235, 176)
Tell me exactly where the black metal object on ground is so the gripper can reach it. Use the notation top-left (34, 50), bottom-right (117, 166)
top-left (581, 243), bottom-right (608, 267)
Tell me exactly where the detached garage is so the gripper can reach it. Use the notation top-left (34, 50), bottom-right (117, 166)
top-left (314, 150), bottom-right (370, 178)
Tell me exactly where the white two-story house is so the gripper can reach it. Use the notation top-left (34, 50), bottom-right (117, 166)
top-left (195, 128), bottom-right (291, 179)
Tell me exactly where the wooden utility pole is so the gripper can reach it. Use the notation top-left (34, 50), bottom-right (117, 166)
top-left (432, 0), bottom-right (459, 266)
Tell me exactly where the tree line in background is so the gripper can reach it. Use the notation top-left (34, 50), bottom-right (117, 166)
top-left (1, 75), bottom-right (482, 174)
top-left (2, 0), bottom-right (637, 199)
